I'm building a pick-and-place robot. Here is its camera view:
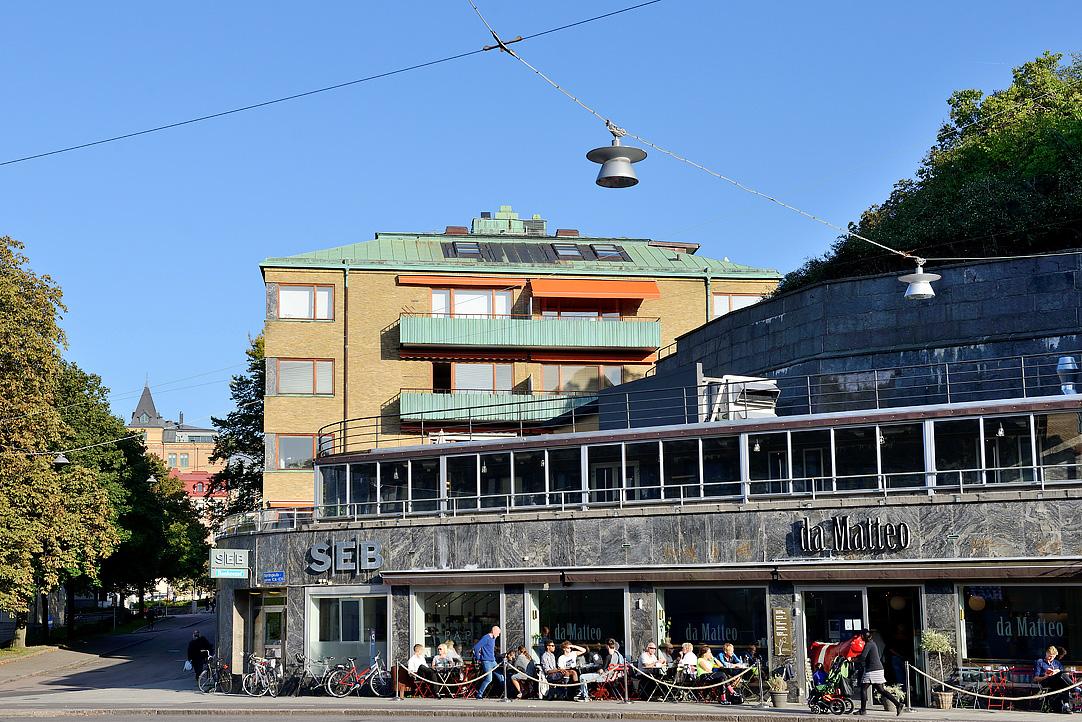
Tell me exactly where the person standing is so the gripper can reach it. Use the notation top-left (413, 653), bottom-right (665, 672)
top-left (186, 631), bottom-right (213, 684)
top-left (472, 625), bottom-right (504, 699)
top-left (856, 629), bottom-right (903, 716)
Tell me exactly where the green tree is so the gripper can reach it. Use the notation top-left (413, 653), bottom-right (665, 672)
top-left (0, 238), bottom-right (118, 645)
top-left (207, 335), bottom-right (265, 523)
top-left (776, 51), bottom-right (1082, 294)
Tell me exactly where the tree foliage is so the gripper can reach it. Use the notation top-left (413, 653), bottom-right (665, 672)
top-left (0, 238), bottom-right (118, 618)
top-left (775, 51), bottom-right (1082, 294)
top-left (207, 335), bottom-right (265, 523)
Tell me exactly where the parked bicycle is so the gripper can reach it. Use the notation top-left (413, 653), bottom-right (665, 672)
top-left (242, 653), bottom-right (279, 697)
top-left (279, 653), bottom-right (333, 697)
top-left (197, 650), bottom-right (234, 694)
top-left (325, 652), bottom-right (392, 697)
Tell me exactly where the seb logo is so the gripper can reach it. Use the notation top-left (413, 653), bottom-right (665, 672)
top-left (307, 538), bottom-right (384, 575)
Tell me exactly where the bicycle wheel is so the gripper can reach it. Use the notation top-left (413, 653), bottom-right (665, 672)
top-left (197, 669), bottom-right (212, 693)
top-left (326, 668), bottom-right (355, 698)
top-left (368, 669), bottom-right (393, 697)
top-left (267, 676), bottom-right (279, 698)
top-left (242, 672), bottom-right (266, 697)
top-left (218, 672), bottom-right (234, 695)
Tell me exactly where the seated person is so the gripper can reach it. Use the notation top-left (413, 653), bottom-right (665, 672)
top-left (394, 644), bottom-right (431, 698)
top-left (509, 645), bottom-right (535, 699)
top-left (718, 643), bottom-right (746, 670)
top-left (638, 642), bottom-right (664, 697)
top-left (602, 638), bottom-right (625, 668)
top-left (742, 643), bottom-right (765, 670)
top-left (541, 640), bottom-right (572, 699)
top-left (1035, 645), bottom-right (1072, 714)
top-left (677, 643), bottom-right (698, 676)
top-left (660, 643), bottom-right (677, 677)
top-left (443, 639), bottom-right (463, 665)
top-left (558, 642), bottom-right (592, 701)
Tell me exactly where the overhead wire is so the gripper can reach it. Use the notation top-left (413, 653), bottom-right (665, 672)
top-left (467, 0), bottom-right (1082, 268)
top-left (0, 1), bottom-right (665, 168)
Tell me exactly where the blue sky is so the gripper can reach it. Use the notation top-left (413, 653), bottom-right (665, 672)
top-left (2, 1), bottom-right (1079, 425)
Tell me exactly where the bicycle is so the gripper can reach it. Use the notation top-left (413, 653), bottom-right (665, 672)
top-left (325, 652), bottom-right (392, 697)
top-left (242, 654), bottom-right (279, 697)
top-left (279, 653), bottom-right (333, 697)
top-left (197, 650), bottom-right (234, 694)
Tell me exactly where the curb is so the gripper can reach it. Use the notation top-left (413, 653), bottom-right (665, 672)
top-left (0, 709), bottom-right (810, 721)
top-left (0, 647), bottom-right (59, 668)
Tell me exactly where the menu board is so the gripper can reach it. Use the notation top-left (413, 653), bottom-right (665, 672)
top-left (772, 608), bottom-right (793, 657)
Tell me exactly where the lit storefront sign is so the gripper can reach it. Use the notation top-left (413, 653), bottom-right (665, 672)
top-left (798, 515), bottom-right (912, 554)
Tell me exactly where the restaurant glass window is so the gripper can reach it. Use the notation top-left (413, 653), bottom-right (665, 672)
top-left (513, 450), bottom-right (546, 507)
top-left (349, 462), bottom-right (377, 516)
top-left (625, 442), bottom-right (661, 501)
top-left (702, 436), bottom-right (740, 498)
top-left (983, 416), bottom-right (1034, 484)
top-left (834, 426), bottom-right (878, 491)
top-left (447, 455), bottom-right (478, 512)
top-left (536, 588), bottom-right (625, 649)
top-left (380, 461), bottom-right (408, 513)
top-left (790, 430), bottom-right (831, 493)
top-left (308, 595), bottom-right (387, 666)
top-left (663, 440), bottom-right (700, 500)
top-left (587, 444), bottom-right (622, 503)
top-left (548, 447), bottom-right (582, 506)
top-left (319, 465), bottom-right (347, 518)
top-left (411, 458), bottom-right (440, 513)
top-left (1035, 412), bottom-right (1082, 481)
top-left (961, 585), bottom-right (1082, 662)
top-left (417, 590), bottom-right (500, 659)
top-left (661, 588), bottom-right (767, 649)
top-left (480, 452), bottom-right (511, 509)
top-left (934, 419), bottom-right (981, 487)
top-left (880, 423), bottom-right (925, 489)
top-left (748, 433), bottom-right (788, 495)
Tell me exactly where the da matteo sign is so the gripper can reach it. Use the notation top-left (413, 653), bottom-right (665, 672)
top-left (798, 515), bottom-right (912, 554)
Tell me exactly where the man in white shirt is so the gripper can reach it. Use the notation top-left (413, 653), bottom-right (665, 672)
top-left (638, 641), bottom-right (664, 699)
top-left (396, 643), bottom-right (430, 699)
top-left (555, 641), bottom-right (585, 701)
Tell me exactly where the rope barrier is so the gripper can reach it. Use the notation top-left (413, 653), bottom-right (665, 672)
top-left (398, 663), bottom-right (495, 688)
top-left (628, 662), bottom-right (757, 691)
top-left (911, 665), bottom-right (1082, 702)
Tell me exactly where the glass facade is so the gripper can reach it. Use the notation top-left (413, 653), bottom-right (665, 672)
top-left (415, 590), bottom-right (501, 659)
top-left (962, 585), bottom-right (1082, 662)
top-left (313, 411), bottom-right (1078, 519)
top-left (307, 594), bottom-right (388, 666)
top-left (661, 588), bottom-right (767, 649)
top-left (536, 588), bottom-right (625, 649)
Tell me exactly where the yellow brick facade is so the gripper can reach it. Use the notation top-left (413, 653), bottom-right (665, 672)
top-left (132, 424), bottom-right (224, 474)
top-left (261, 263), bottom-right (777, 505)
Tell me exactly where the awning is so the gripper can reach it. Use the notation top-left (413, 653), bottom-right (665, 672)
top-left (397, 275), bottom-right (527, 288)
top-left (529, 278), bottom-right (661, 300)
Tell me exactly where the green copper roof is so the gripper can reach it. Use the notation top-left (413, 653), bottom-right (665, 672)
top-left (262, 234), bottom-right (779, 279)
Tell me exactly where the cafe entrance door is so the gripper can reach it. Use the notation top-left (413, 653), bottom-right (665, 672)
top-left (249, 593), bottom-right (286, 672)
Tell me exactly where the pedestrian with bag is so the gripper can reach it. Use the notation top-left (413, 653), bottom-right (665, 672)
top-left (186, 630), bottom-right (213, 684)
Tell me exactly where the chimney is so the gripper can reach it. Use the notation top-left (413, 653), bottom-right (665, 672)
top-left (179, 411), bottom-right (184, 425)
top-left (555, 229), bottom-right (580, 238)
top-left (444, 226), bottom-right (469, 235)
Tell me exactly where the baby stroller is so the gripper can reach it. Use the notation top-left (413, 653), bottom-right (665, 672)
top-left (808, 656), bottom-right (855, 715)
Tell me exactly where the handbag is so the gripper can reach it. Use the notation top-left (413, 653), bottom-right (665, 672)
top-left (183, 660), bottom-right (193, 672)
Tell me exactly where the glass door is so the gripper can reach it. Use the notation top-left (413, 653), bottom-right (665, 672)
top-left (802, 588), bottom-right (866, 645)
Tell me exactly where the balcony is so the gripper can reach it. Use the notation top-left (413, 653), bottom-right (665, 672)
top-left (398, 313), bottom-right (661, 351)
top-left (398, 389), bottom-right (595, 423)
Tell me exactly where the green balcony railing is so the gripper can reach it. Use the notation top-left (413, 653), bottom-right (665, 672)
top-left (399, 389), bottom-right (596, 423)
top-left (399, 313), bottom-right (661, 350)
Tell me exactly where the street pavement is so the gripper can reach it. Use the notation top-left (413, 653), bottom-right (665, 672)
top-left (0, 616), bottom-right (1068, 720)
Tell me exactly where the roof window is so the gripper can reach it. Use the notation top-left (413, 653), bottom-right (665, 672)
top-left (453, 241), bottom-right (482, 259)
top-left (552, 243), bottom-right (584, 260)
top-left (591, 243), bottom-right (625, 260)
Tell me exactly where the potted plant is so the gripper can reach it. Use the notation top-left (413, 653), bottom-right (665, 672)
top-left (881, 684), bottom-right (905, 712)
top-left (920, 629), bottom-right (955, 709)
top-left (768, 674), bottom-right (789, 708)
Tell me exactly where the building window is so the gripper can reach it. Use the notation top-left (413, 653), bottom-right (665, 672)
top-left (452, 241), bottom-right (482, 258)
top-left (961, 585), bottom-right (1081, 662)
top-left (193, 483), bottom-right (204, 494)
top-left (590, 243), bottom-right (625, 260)
top-left (278, 359), bottom-right (334, 395)
top-left (453, 363), bottom-right (512, 392)
top-left (552, 242), bottom-right (584, 260)
top-left (535, 588), bottom-right (625, 648)
top-left (535, 298), bottom-right (622, 319)
top-left (308, 595), bottom-right (387, 668)
top-left (167, 453), bottom-right (177, 468)
top-left (431, 288), bottom-right (512, 317)
top-left (278, 285), bottom-right (333, 320)
top-left (661, 587), bottom-right (767, 649)
top-left (712, 294), bottom-right (764, 319)
top-left (139, 412), bottom-right (149, 424)
top-left (414, 591), bottom-right (499, 659)
top-left (277, 435), bottom-right (321, 470)
top-left (541, 364), bottom-right (621, 393)
top-left (179, 453), bottom-right (189, 469)
top-left (1035, 412), bottom-right (1081, 481)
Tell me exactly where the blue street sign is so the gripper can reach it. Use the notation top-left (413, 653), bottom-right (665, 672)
top-left (263, 571), bottom-right (286, 584)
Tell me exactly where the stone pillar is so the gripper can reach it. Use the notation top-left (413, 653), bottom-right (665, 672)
top-left (628, 582), bottom-right (657, 659)
top-left (923, 582), bottom-right (960, 687)
top-left (768, 581), bottom-right (800, 702)
top-left (390, 585), bottom-right (411, 666)
top-left (285, 585), bottom-right (305, 661)
top-left (504, 584), bottom-right (525, 651)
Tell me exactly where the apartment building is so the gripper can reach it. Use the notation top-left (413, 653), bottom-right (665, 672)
top-left (127, 383), bottom-right (223, 476)
top-left (259, 206), bottom-right (779, 506)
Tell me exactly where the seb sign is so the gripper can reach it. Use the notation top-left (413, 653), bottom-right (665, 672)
top-left (306, 538), bottom-right (384, 575)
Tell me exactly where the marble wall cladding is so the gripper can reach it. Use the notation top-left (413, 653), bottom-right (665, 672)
top-left (767, 582), bottom-right (799, 701)
top-left (923, 582), bottom-right (961, 678)
top-left (235, 494), bottom-right (1082, 588)
top-left (285, 586), bottom-right (305, 660)
top-left (504, 584), bottom-right (525, 649)
top-left (390, 586), bottom-right (410, 664)
top-left (628, 583), bottom-right (657, 659)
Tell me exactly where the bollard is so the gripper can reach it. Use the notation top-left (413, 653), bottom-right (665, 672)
top-left (623, 660), bottom-right (630, 704)
top-left (905, 661), bottom-right (913, 711)
top-left (759, 659), bottom-right (768, 707)
top-left (501, 658), bottom-right (509, 703)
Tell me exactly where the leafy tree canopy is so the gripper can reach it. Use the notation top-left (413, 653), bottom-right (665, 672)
top-left (775, 51), bottom-right (1082, 294)
top-left (208, 335), bottom-right (265, 524)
